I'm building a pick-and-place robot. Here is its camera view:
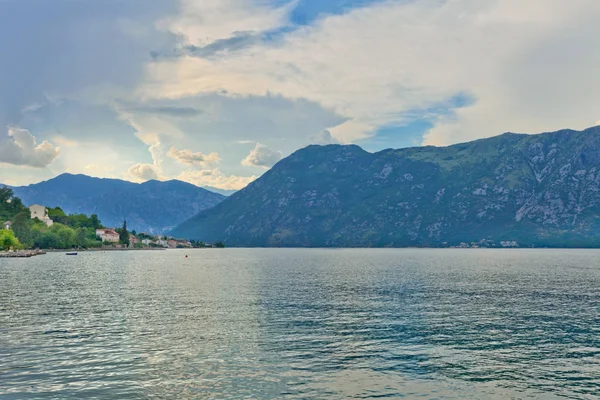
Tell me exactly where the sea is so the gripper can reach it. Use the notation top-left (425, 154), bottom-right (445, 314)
top-left (1, 249), bottom-right (599, 399)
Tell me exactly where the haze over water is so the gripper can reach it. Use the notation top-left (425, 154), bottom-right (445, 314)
top-left (1, 249), bottom-right (599, 399)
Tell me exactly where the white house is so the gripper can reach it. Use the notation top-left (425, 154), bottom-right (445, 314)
top-left (29, 204), bottom-right (53, 227)
top-left (3, 221), bottom-right (11, 230)
top-left (96, 228), bottom-right (120, 243)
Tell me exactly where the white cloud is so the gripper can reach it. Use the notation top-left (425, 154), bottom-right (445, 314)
top-left (178, 169), bottom-right (256, 190)
top-left (241, 143), bottom-right (283, 168)
top-left (128, 163), bottom-right (159, 182)
top-left (21, 102), bottom-right (43, 113)
top-left (311, 129), bottom-right (340, 145)
top-left (52, 135), bottom-right (80, 148)
top-left (0, 127), bottom-right (60, 168)
top-left (8, 0), bottom-right (600, 188)
top-left (84, 164), bottom-right (117, 178)
top-left (159, 0), bottom-right (292, 47)
top-left (168, 146), bottom-right (221, 168)
top-left (142, 0), bottom-right (600, 146)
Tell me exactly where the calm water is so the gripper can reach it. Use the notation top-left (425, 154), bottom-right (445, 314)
top-left (1, 249), bottom-right (599, 399)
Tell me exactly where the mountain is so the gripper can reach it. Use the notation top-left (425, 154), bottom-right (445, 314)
top-left (200, 186), bottom-right (237, 196)
top-left (7, 174), bottom-right (225, 233)
top-left (172, 126), bottom-right (600, 247)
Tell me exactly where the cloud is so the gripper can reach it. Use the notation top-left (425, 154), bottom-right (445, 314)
top-left (178, 169), bottom-right (257, 190)
top-left (241, 143), bottom-right (283, 168)
top-left (119, 105), bottom-right (202, 118)
top-left (115, 93), bottom-right (343, 184)
top-left (22, 103), bottom-right (43, 113)
top-left (128, 163), bottom-right (159, 181)
top-left (84, 163), bottom-right (117, 178)
top-left (168, 146), bottom-right (221, 168)
top-left (156, 31), bottom-right (264, 60)
top-left (52, 135), bottom-right (80, 148)
top-left (7, 0), bottom-right (600, 188)
top-left (311, 129), bottom-right (340, 145)
top-left (159, 0), bottom-right (291, 47)
top-left (0, 127), bottom-right (60, 168)
top-left (0, 0), bottom-right (177, 129)
top-left (143, 0), bottom-right (600, 146)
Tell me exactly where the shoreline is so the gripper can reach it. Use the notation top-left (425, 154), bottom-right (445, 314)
top-left (45, 247), bottom-right (167, 253)
top-left (0, 250), bottom-right (47, 258)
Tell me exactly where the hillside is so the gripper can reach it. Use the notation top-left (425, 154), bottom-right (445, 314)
top-left (7, 174), bottom-right (225, 233)
top-left (172, 126), bottom-right (600, 247)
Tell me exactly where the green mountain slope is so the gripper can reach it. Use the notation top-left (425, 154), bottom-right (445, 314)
top-left (172, 126), bottom-right (600, 247)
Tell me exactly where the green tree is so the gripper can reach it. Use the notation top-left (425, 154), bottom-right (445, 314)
top-left (29, 223), bottom-right (78, 249)
top-left (38, 231), bottom-right (60, 249)
top-left (0, 187), bottom-right (105, 250)
top-left (75, 228), bottom-right (88, 248)
top-left (66, 213), bottom-right (88, 228)
top-left (215, 241), bottom-right (226, 248)
top-left (90, 214), bottom-right (101, 230)
top-left (11, 212), bottom-right (34, 248)
top-left (47, 207), bottom-right (68, 224)
top-left (0, 229), bottom-right (21, 251)
top-left (0, 186), bottom-right (28, 222)
top-left (119, 220), bottom-right (130, 246)
top-left (65, 213), bottom-right (103, 229)
top-left (56, 226), bottom-right (76, 249)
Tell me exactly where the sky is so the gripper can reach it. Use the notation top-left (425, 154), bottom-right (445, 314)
top-left (2, 0), bottom-right (600, 189)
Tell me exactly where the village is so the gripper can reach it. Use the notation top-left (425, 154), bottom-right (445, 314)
top-left (94, 228), bottom-right (220, 249)
top-left (2, 200), bottom-right (222, 252)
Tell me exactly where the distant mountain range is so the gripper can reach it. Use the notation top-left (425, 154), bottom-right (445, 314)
top-left (6, 174), bottom-right (225, 233)
top-left (172, 126), bottom-right (600, 247)
top-left (200, 186), bottom-right (238, 196)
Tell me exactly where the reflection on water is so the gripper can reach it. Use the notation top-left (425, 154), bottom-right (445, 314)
top-left (1, 249), bottom-right (599, 399)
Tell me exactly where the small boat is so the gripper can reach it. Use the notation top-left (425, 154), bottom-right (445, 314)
top-left (66, 252), bottom-right (78, 256)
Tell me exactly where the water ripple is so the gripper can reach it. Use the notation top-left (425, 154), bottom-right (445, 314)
top-left (1, 249), bottom-right (599, 399)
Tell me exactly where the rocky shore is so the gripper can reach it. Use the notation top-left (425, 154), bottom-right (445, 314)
top-left (45, 247), bottom-right (167, 253)
top-left (0, 250), bottom-right (47, 258)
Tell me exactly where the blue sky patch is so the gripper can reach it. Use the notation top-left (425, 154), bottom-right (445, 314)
top-left (361, 93), bottom-right (475, 151)
top-left (268, 0), bottom-right (387, 26)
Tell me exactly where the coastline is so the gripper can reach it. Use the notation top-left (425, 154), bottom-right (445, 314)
top-left (45, 247), bottom-right (167, 253)
top-left (0, 250), bottom-right (47, 258)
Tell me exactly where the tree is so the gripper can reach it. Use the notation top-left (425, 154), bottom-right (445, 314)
top-left (215, 241), bottom-right (226, 248)
top-left (57, 227), bottom-right (76, 248)
top-left (0, 229), bottom-right (21, 251)
top-left (75, 228), bottom-right (88, 248)
top-left (0, 188), bottom-right (104, 250)
top-left (11, 211), bottom-right (34, 248)
top-left (90, 214), bottom-right (101, 230)
top-left (0, 186), bottom-right (28, 222)
top-left (119, 220), bottom-right (130, 246)
top-left (47, 207), bottom-right (68, 224)
top-left (38, 231), bottom-right (60, 249)
top-left (66, 213), bottom-right (88, 228)
top-left (191, 240), bottom-right (206, 248)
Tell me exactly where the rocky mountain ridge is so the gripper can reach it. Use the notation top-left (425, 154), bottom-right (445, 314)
top-left (172, 126), bottom-right (600, 247)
